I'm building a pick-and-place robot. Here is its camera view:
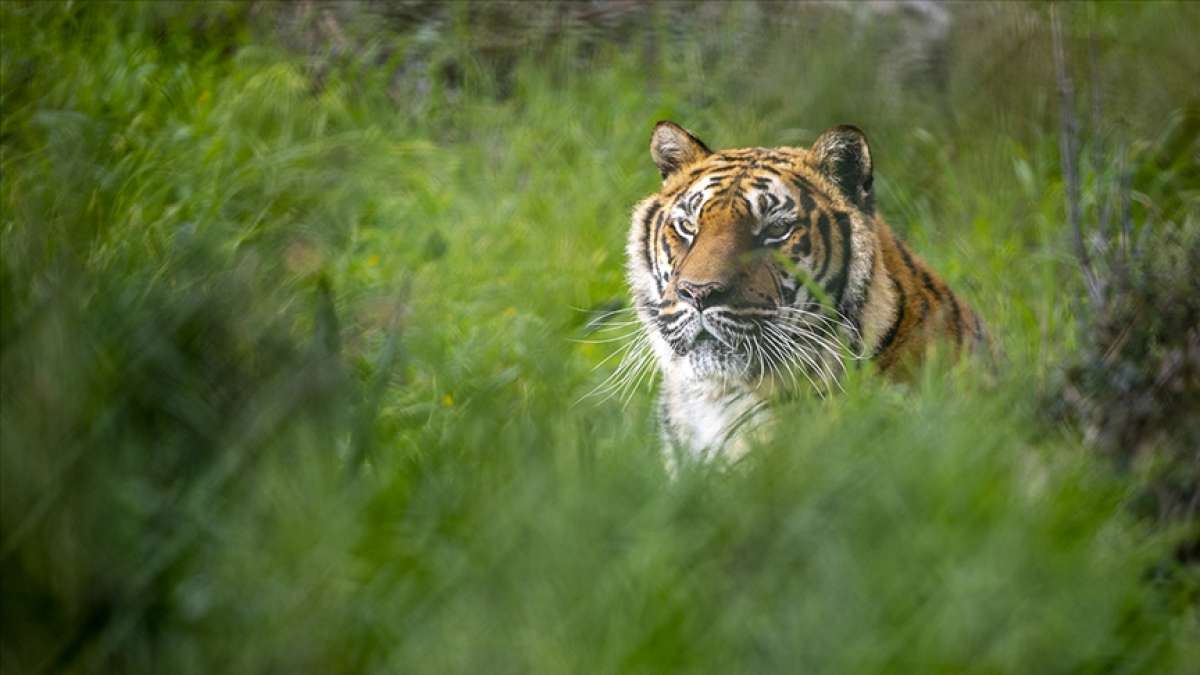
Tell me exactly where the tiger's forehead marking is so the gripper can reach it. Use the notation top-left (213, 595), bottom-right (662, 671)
top-left (669, 171), bottom-right (805, 234)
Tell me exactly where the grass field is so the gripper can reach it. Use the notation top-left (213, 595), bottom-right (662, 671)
top-left (2, 2), bottom-right (1198, 672)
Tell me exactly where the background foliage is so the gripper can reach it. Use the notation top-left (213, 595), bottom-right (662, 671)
top-left (2, 1), bottom-right (1197, 672)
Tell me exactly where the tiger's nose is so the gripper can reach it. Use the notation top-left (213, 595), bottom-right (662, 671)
top-left (676, 280), bottom-right (730, 309)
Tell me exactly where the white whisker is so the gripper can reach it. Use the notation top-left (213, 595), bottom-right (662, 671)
top-left (763, 323), bottom-right (825, 394)
top-left (619, 350), bottom-right (660, 407)
top-left (760, 327), bottom-right (802, 391)
top-left (577, 331), bottom-right (655, 405)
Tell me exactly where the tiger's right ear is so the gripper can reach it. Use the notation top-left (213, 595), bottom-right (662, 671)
top-left (650, 121), bottom-right (712, 180)
top-left (810, 125), bottom-right (874, 212)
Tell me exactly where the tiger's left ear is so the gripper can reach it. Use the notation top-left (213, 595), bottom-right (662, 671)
top-left (650, 121), bottom-right (712, 180)
top-left (810, 125), bottom-right (874, 212)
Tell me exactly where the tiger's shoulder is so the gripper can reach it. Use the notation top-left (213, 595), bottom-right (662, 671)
top-left (859, 217), bottom-right (988, 374)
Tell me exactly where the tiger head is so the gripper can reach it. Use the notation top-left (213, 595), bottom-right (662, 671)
top-left (626, 121), bottom-right (879, 383)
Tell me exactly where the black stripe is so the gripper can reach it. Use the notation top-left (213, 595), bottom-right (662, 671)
top-left (897, 241), bottom-right (919, 277)
top-left (815, 212), bottom-right (833, 280)
top-left (918, 269), bottom-right (945, 330)
top-left (654, 212), bottom-right (669, 292)
top-left (641, 201), bottom-right (661, 285)
top-left (791, 176), bottom-right (818, 195)
top-left (795, 189), bottom-right (817, 215)
top-left (948, 293), bottom-right (964, 347)
top-left (919, 270), bottom-right (941, 301)
top-left (875, 276), bottom-right (906, 356)
top-left (897, 242), bottom-right (930, 324)
top-left (790, 232), bottom-right (811, 257)
top-left (826, 211), bottom-right (854, 305)
top-left (663, 182), bottom-right (691, 200)
top-left (734, 193), bottom-right (753, 217)
top-left (907, 247), bottom-right (944, 307)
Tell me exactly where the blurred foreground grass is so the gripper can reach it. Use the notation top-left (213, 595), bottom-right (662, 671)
top-left (2, 2), bottom-right (1198, 672)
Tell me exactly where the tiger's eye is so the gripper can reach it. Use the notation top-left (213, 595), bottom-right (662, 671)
top-left (672, 217), bottom-right (695, 240)
top-left (761, 220), bottom-right (794, 243)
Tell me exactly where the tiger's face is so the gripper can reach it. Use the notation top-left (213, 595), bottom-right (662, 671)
top-left (627, 122), bottom-right (878, 383)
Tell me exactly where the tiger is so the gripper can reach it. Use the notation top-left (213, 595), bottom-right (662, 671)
top-left (624, 121), bottom-right (986, 468)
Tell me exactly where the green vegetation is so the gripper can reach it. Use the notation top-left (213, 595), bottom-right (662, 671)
top-left (2, 2), bottom-right (1197, 672)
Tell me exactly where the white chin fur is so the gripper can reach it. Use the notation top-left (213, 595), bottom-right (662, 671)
top-left (685, 340), bottom-right (750, 380)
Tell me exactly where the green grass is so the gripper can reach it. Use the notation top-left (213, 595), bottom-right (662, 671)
top-left (2, 2), bottom-right (1198, 672)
